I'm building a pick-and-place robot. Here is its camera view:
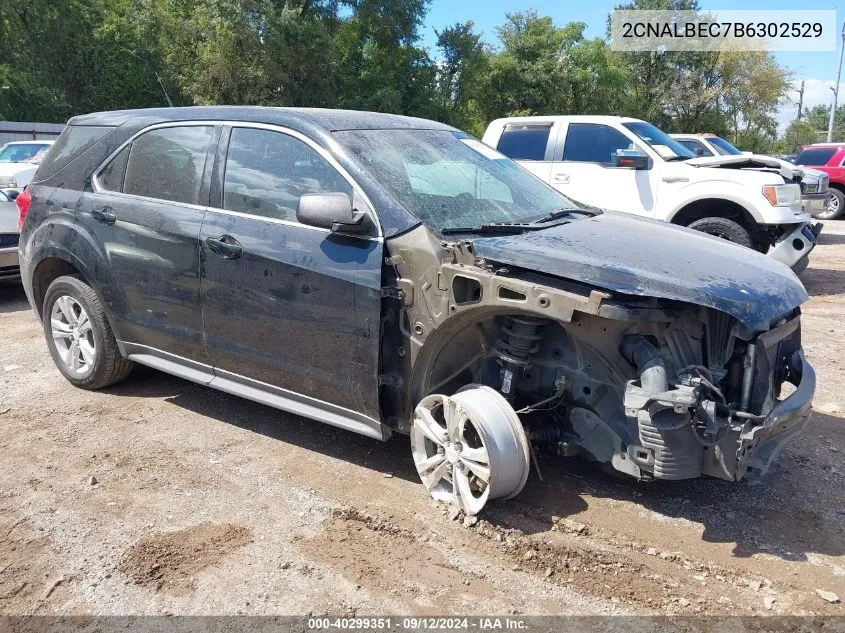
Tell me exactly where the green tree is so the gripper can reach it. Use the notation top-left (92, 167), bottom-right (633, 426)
top-left (433, 21), bottom-right (488, 134)
top-left (479, 12), bottom-right (627, 120)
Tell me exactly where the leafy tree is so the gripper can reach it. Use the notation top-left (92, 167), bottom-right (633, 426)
top-left (434, 21), bottom-right (488, 134)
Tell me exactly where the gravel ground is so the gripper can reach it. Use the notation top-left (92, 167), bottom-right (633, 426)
top-left (0, 222), bottom-right (844, 617)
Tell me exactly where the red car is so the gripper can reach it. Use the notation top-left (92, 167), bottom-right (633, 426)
top-left (795, 143), bottom-right (845, 220)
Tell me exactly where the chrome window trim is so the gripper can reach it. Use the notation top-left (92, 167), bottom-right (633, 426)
top-left (92, 119), bottom-right (383, 238)
top-left (92, 120), bottom-right (219, 211)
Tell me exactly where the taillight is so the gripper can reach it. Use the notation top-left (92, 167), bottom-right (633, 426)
top-left (16, 188), bottom-right (31, 231)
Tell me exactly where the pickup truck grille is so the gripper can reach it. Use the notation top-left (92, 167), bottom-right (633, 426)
top-left (0, 233), bottom-right (20, 249)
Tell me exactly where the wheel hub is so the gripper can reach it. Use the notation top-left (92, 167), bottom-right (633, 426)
top-left (50, 295), bottom-right (95, 375)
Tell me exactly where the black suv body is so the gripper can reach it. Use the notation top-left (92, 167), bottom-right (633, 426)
top-left (19, 107), bottom-right (815, 514)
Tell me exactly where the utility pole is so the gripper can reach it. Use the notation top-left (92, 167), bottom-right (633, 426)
top-left (827, 23), bottom-right (845, 142)
top-left (797, 80), bottom-right (804, 120)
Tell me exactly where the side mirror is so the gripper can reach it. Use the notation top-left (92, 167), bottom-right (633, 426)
top-left (296, 193), bottom-right (369, 235)
top-left (615, 149), bottom-right (649, 170)
top-left (5, 189), bottom-right (19, 201)
top-left (693, 147), bottom-right (704, 156)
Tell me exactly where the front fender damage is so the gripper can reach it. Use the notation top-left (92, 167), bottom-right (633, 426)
top-left (379, 224), bottom-right (815, 486)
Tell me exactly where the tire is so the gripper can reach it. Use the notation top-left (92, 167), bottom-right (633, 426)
top-left (816, 188), bottom-right (845, 221)
top-left (42, 275), bottom-right (133, 389)
top-left (686, 217), bottom-right (753, 248)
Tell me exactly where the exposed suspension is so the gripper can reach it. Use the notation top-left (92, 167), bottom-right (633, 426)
top-left (494, 316), bottom-right (547, 401)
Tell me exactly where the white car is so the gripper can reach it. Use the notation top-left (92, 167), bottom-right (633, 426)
top-left (0, 189), bottom-right (20, 280)
top-left (670, 133), bottom-right (830, 219)
top-left (0, 140), bottom-right (55, 192)
top-left (482, 116), bottom-right (817, 272)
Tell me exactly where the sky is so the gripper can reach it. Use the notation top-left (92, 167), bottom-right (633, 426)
top-left (422, 0), bottom-right (845, 131)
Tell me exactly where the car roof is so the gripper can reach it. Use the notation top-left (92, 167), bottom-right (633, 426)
top-left (670, 133), bottom-right (719, 139)
top-left (68, 106), bottom-right (456, 134)
top-left (490, 114), bottom-right (645, 126)
top-left (801, 143), bottom-right (845, 149)
top-left (1, 140), bottom-right (54, 145)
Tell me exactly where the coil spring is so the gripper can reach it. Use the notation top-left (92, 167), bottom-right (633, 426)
top-left (494, 316), bottom-right (546, 366)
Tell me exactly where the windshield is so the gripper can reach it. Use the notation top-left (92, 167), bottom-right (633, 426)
top-left (0, 143), bottom-right (51, 163)
top-left (708, 136), bottom-right (743, 156)
top-left (622, 122), bottom-right (696, 161)
top-left (333, 129), bottom-right (581, 231)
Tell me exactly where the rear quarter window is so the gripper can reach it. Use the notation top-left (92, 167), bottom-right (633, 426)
top-left (35, 126), bottom-right (114, 180)
top-left (495, 125), bottom-right (551, 161)
top-left (795, 147), bottom-right (837, 166)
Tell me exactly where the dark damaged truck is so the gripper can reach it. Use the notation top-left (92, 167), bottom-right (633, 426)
top-left (18, 108), bottom-right (815, 515)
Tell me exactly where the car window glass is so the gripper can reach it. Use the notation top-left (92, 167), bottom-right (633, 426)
top-left (223, 127), bottom-right (352, 221)
top-left (98, 145), bottom-right (130, 192)
top-left (335, 129), bottom-right (579, 231)
top-left (38, 126), bottom-right (111, 178)
top-left (563, 123), bottom-right (635, 164)
top-left (677, 139), bottom-right (713, 156)
top-left (0, 143), bottom-right (51, 163)
top-left (406, 161), bottom-right (513, 203)
top-left (795, 147), bottom-right (837, 166)
top-left (495, 125), bottom-right (550, 161)
top-left (123, 126), bottom-right (214, 204)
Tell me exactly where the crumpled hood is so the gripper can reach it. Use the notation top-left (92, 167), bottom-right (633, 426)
top-left (471, 212), bottom-right (808, 332)
top-left (686, 154), bottom-right (800, 180)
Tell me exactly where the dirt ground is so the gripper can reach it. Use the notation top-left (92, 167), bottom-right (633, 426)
top-left (1, 223), bottom-right (844, 617)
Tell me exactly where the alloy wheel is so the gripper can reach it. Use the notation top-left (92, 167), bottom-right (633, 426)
top-left (411, 385), bottom-right (530, 515)
top-left (50, 295), bottom-right (96, 375)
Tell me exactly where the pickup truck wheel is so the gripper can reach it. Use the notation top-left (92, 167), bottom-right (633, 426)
top-left (687, 217), bottom-right (753, 248)
top-left (817, 188), bottom-right (844, 220)
top-left (42, 275), bottom-right (134, 390)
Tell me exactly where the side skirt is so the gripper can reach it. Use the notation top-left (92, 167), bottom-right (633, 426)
top-left (122, 342), bottom-right (390, 441)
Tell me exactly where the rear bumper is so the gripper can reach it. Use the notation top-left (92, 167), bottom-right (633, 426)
top-left (768, 222), bottom-right (818, 272)
top-left (0, 247), bottom-right (20, 280)
top-left (741, 351), bottom-right (816, 479)
top-left (803, 191), bottom-right (831, 217)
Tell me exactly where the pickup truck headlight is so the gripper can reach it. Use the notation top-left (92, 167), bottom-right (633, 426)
top-left (0, 178), bottom-right (18, 189)
top-left (762, 184), bottom-right (801, 206)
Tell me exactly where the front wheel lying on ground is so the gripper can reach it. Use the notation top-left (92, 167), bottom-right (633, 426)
top-left (42, 275), bottom-right (133, 389)
top-left (686, 217), bottom-right (753, 248)
top-left (411, 385), bottom-right (531, 515)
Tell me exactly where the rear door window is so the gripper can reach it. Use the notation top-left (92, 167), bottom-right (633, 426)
top-left (495, 125), bottom-right (551, 161)
top-left (222, 127), bottom-right (352, 222)
top-left (122, 126), bottom-right (215, 204)
top-left (98, 145), bottom-right (130, 193)
top-left (795, 147), bottom-right (837, 166)
top-left (563, 123), bottom-right (634, 165)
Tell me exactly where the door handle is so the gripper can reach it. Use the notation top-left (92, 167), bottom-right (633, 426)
top-left (90, 206), bottom-right (116, 225)
top-left (552, 173), bottom-right (570, 184)
top-left (206, 235), bottom-right (243, 259)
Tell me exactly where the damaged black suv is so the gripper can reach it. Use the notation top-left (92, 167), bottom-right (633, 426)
top-left (19, 107), bottom-right (815, 515)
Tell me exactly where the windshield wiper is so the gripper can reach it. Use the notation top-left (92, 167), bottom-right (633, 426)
top-left (440, 223), bottom-right (540, 236)
top-left (441, 207), bottom-right (600, 236)
top-left (534, 207), bottom-right (600, 223)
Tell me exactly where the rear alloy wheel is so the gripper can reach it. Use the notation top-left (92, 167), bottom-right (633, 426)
top-left (51, 296), bottom-right (96, 375)
top-left (411, 385), bottom-right (530, 515)
top-left (817, 188), bottom-right (845, 220)
top-left (687, 217), bottom-right (753, 248)
top-left (42, 275), bottom-right (133, 389)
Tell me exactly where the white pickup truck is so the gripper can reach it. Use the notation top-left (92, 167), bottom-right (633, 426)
top-left (482, 116), bottom-right (818, 272)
